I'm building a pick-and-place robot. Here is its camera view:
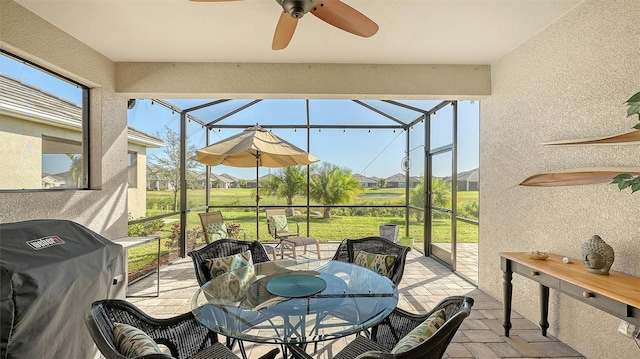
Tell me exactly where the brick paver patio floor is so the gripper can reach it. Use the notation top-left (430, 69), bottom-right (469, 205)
top-left (127, 242), bottom-right (585, 359)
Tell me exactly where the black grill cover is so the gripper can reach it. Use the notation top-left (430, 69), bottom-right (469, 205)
top-left (0, 219), bottom-right (125, 359)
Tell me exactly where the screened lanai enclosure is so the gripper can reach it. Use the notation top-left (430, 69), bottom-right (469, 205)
top-left (127, 98), bottom-right (479, 283)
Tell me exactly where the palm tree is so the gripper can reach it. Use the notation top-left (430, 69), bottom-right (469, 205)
top-left (309, 163), bottom-right (361, 219)
top-left (409, 176), bottom-right (451, 222)
top-left (431, 177), bottom-right (451, 208)
top-left (409, 179), bottom-right (426, 222)
top-left (260, 166), bottom-right (307, 215)
top-left (67, 153), bottom-right (82, 188)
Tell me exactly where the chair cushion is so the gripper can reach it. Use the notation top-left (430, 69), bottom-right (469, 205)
top-left (268, 214), bottom-right (290, 233)
top-left (390, 309), bottom-right (447, 354)
top-left (353, 249), bottom-right (397, 279)
top-left (205, 251), bottom-right (256, 301)
top-left (112, 322), bottom-right (164, 357)
top-left (205, 222), bottom-right (228, 241)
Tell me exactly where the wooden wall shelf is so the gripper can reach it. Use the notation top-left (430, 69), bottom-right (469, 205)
top-left (541, 130), bottom-right (640, 146)
top-left (519, 167), bottom-right (640, 187)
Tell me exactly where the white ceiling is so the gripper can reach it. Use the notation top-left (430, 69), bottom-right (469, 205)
top-left (15, 0), bottom-right (581, 65)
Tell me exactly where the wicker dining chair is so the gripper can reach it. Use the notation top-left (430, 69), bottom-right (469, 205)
top-left (85, 299), bottom-right (280, 359)
top-left (187, 238), bottom-right (273, 286)
top-left (287, 296), bottom-right (474, 359)
top-left (187, 238), bottom-right (278, 359)
top-left (332, 236), bottom-right (411, 285)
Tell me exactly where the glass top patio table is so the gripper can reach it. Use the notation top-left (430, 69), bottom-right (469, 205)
top-left (191, 260), bottom-right (398, 345)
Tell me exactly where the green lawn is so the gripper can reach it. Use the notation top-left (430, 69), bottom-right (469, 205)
top-left (127, 188), bottom-right (479, 275)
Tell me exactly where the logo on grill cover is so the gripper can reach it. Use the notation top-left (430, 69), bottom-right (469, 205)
top-left (27, 236), bottom-right (65, 250)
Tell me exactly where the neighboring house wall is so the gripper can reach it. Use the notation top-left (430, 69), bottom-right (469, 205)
top-left (127, 144), bottom-right (147, 219)
top-left (0, 106), bottom-right (83, 190)
top-left (480, 2), bottom-right (639, 358)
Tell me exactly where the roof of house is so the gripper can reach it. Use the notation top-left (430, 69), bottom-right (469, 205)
top-left (353, 173), bottom-right (377, 183)
top-left (0, 74), bottom-right (164, 148)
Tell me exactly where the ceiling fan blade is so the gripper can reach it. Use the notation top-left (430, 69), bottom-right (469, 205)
top-left (311, 0), bottom-right (378, 37)
top-left (272, 11), bottom-right (298, 50)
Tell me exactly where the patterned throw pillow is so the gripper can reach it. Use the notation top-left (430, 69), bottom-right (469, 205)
top-left (205, 222), bottom-right (227, 241)
top-left (268, 215), bottom-right (289, 233)
top-left (353, 250), bottom-right (397, 279)
top-left (204, 251), bottom-right (256, 302)
top-left (112, 322), bottom-right (163, 357)
top-left (390, 309), bottom-right (447, 354)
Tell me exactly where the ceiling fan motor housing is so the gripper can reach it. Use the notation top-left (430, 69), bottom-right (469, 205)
top-left (276, 0), bottom-right (319, 19)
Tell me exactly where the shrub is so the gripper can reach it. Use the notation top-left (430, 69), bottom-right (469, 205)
top-left (127, 215), bottom-right (165, 237)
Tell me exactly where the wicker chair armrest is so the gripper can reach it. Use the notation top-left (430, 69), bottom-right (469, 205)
top-left (286, 344), bottom-right (315, 359)
top-left (238, 228), bottom-right (247, 240)
top-left (257, 348), bottom-right (281, 359)
top-left (354, 351), bottom-right (394, 359)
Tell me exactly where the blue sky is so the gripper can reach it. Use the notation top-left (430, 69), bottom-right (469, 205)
top-left (128, 98), bottom-right (479, 180)
top-left (2, 53), bottom-right (479, 180)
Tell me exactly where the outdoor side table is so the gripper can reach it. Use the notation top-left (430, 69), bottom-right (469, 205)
top-left (112, 236), bottom-right (161, 298)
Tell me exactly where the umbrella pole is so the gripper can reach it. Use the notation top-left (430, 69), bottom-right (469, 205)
top-left (256, 157), bottom-right (259, 239)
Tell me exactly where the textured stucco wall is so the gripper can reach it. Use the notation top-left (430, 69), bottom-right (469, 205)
top-left (480, 1), bottom-right (640, 358)
top-left (127, 144), bottom-right (147, 220)
top-left (0, 0), bottom-right (129, 238)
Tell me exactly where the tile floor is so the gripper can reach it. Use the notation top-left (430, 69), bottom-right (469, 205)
top-left (127, 242), bottom-right (585, 359)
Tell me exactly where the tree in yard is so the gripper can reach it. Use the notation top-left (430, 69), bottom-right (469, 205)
top-left (309, 163), bottom-right (361, 219)
top-left (431, 177), bottom-right (451, 209)
top-left (409, 178), bottom-right (426, 222)
top-left (378, 178), bottom-right (387, 189)
top-left (409, 176), bottom-right (451, 222)
top-left (66, 153), bottom-right (83, 188)
top-left (149, 127), bottom-right (198, 211)
top-left (261, 166), bottom-right (307, 214)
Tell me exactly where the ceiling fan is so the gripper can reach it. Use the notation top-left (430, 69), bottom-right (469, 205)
top-left (190, 0), bottom-right (379, 50)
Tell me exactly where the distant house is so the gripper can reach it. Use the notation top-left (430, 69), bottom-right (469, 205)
top-left (210, 173), bottom-right (237, 188)
top-left (247, 174), bottom-right (274, 188)
top-left (456, 168), bottom-right (479, 191)
top-left (146, 164), bottom-right (173, 191)
top-left (0, 74), bottom-right (164, 218)
top-left (41, 175), bottom-right (65, 188)
top-left (385, 173), bottom-right (421, 188)
top-left (440, 168), bottom-right (479, 191)
top-left (353, 173), bottom-right (378, 188)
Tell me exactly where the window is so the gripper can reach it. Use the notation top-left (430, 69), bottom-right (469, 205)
top-left (42, 136), bottom-right (83, 188)
top-left (128, 151), bottom-right (138, 188)
top-left (0, 51), bottom-right (89, 190)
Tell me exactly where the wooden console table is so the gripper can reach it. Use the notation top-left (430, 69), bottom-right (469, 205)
top-left (501, 252), bottom-right (640, 337)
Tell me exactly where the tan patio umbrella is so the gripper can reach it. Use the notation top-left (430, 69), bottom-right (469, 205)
top-left (195, 124), bottom-right (320, 237)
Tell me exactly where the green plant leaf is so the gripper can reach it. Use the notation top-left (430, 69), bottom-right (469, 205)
top-left (617, 180), bottom-right (631, 190)
top-left (627, 102), bottom-right (640, 117)
top-left (634, 124), bottom-right (640, 130)
top-left (626, 92), bottom-right (640, 104)
top-left (631, 181), bottom-right (640, 193)
top-left (612, 173), bottom-right (633, 182)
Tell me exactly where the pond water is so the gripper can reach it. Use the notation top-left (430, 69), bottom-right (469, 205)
top-left (359, 193), bottom-right (403, 198)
